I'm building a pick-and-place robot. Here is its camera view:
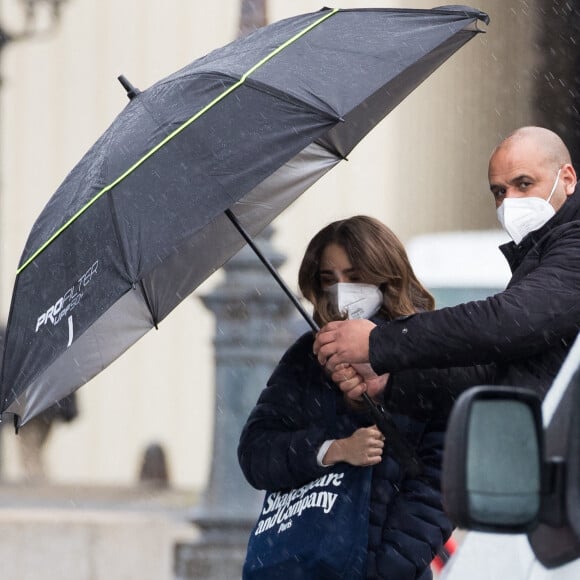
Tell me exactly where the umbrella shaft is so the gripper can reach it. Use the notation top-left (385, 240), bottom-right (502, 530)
top-left (224, 209), bottom-right (317, 332)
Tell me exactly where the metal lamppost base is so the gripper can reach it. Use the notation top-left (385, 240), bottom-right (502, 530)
top-left (174, 542), bottom-right (248, 580)
top-left (174, 517), bottom-right (253, 580)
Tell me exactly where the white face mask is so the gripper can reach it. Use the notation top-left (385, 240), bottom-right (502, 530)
top-left (326, 282), bottom-right (383, 320)
top-left (497, 168), bottom-right (561, 245)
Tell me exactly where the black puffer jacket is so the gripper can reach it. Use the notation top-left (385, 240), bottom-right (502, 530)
top-left (372, 188), bottom-right (580, 402)
top-left (238, 331), bottom-right (452, 580)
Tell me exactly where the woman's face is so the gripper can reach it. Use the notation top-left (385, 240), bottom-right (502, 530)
top-left (319, 243), bottom-right (361, 289)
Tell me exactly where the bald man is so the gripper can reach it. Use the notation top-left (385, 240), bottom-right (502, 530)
top-left (314, 126), bottom-right (580, 405)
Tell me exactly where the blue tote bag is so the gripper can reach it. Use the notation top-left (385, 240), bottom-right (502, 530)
top-left (243, 463), bottom-right (372, 579)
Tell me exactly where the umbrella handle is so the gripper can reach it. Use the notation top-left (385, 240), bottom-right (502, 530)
top-left (224, 208), bottom-right (423, 475)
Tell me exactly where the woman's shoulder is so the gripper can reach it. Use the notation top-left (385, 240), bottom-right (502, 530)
top-left (265, 331), bottom-right (331, 407)
top-left (268, 330), bottom-right (320, 384)
top-left (280, 330), bottom-right (316, 362)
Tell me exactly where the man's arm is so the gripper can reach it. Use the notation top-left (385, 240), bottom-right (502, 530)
top-left (317, 226), bottom-right (580, 376)
top-left (371, 227), bottom-right (580, 374)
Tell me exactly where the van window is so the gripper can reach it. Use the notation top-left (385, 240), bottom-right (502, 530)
top-left (428, 287), bottom-right (503, 308)
top-left (407, 230), bottom-right (511, 307)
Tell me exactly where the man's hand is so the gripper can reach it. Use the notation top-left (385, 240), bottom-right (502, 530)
top-left (313, 319), bottom-right (376, 372)
top-left (322, 425), bottom-right (385, 467)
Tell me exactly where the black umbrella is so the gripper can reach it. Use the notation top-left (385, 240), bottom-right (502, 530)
top-left (0, 6), bottom-right (489, 427)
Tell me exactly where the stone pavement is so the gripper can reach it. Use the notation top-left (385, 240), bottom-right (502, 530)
top-left (0, 481), bottom-right (199, 580)
top-left (0, 481), bottom-right (464, 579)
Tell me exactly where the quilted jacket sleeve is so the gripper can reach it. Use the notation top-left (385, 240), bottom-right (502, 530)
top-left (238, 333), bottom-right (334, 491)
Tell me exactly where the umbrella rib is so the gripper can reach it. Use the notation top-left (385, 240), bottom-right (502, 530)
top-left (239, 7), bottom-right (339, 80)
top-left (16, 7), bottom-right (340, 276)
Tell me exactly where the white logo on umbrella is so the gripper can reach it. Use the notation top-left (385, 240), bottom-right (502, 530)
top-left (34, 260), bottom-right (99, 338)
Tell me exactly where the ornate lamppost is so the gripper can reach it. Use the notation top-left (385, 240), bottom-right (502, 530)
top-left (0, 0), bottom-right (69, 51)
top-left (0, 0), bottom-right (72, 474)
top-left (172, 3), bottom-right (298, 578)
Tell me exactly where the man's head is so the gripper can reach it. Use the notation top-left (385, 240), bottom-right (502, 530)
top-left (489, 127), bottom-right (577, 244)
top-left (488, 126), bottom-right (577, 211)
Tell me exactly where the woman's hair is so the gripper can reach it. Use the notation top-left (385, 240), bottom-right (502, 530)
top-left (298, 215), bottom-right (434, 326)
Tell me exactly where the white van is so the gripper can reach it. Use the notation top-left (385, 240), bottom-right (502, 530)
top-left (441, 334), bottom-right (580, 579)
top-left (406, 229), bottom-right (511, 308)
top-left (409, 230), bottom-right (580, 578)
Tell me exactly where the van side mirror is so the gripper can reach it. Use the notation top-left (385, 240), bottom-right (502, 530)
top-left (443, 386), bottom-right (543, 533)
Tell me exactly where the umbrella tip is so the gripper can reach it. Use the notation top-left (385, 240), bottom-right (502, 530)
top-left (118, 74), bottom-right (141, 100)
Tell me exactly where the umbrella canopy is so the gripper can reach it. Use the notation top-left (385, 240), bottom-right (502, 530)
top-left (0, 5), bottom-right (489, 425)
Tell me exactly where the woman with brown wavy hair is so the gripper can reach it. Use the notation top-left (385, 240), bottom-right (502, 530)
top-left (298, 215), bottom-right (434, 327)
top-left (239, 216), bottom-right (452, 580)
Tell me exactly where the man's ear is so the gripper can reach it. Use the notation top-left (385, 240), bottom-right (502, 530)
top-left (562, 163), bottom-right (577, 196)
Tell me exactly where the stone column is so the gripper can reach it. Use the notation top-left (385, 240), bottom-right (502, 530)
top-left (534, 0), bottom-right (580, 162)
top-left (174, 227), bottom-right (299, 579)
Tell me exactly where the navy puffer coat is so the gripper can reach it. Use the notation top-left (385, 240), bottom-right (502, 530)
top-left (238, 331), bottom-right (452, 579)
